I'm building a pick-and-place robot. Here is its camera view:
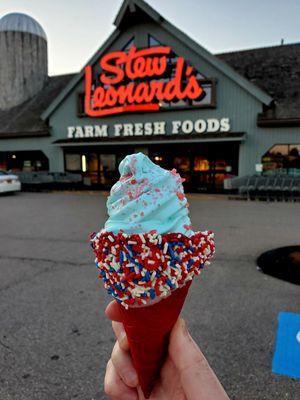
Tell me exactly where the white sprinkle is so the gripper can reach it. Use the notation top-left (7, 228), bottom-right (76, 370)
top-left (148, 260), bottom-right (155, 265)
top-left (163, 243), bottom-right (169, 254)
top-left (108, 235), bottom-right (114, 242)
top-left (139, 234), bottom-right (146, 243)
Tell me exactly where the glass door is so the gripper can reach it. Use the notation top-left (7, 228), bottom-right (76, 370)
top-left (85, 153), bottom-right (99, 185)
top-left (99, 154), bottom-right (117, 187)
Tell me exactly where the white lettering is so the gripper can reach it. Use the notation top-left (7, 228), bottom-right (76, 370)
top-left (220, 118), bottom-right (230, 132)
top-left (67, 126), bottom-right (76, 138)
top-left (172, 121), bottom-right (182, 134)
top-left (194, 119), bottom-right (206, 133)
top-left (84, 125), bottom-right (94, 138)
top-left (67, 118), bottom-right (231, 140)
top-left (94, 125), bottom-right (108, 137)
top-left (207, 118), bottom-right (220, 133)
top-left (114, 124), bottom-right (123, 137)
top-left (75, 126), bottom-right (84, 138)
top-left (144, 122), bottom-right (153, 135)
top-left (181, 120), bottom-right (194, 134)
top-left (134, 123), bottom-right (143, 136)
top-left (123, 123), bottom-right (134, 136)
top-left (153, 121), bottom-right (166, 135)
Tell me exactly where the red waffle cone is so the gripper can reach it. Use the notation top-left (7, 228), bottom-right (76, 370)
top-left (117, 280), bottom-right (192, 399)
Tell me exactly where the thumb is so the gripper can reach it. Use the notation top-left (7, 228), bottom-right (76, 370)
top-left (169, 318), bottom-right (229, 400)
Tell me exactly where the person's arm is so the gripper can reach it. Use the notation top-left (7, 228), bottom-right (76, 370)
top-left (104, 300), bottom-right (230, 400)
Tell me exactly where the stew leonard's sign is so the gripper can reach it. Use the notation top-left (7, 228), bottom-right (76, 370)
top-left (84, 46), bottom-right (213, 117)
top-left (67, 117), bottom-right (230, 138)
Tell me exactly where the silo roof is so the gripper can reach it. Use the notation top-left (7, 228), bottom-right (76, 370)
top-left (0, 12), bottom-right (47, 40)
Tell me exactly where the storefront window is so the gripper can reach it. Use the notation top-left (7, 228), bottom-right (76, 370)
top-left (0, 151), bottom-right (49, 172)
top-left (262, 144), bottom-right (300, 174)
top-left (65, 154), bottom-right (81, 171)
top-left (194, 156), bottom-right (209, 171)
top-left (173, 156), bottom-right (190, 172)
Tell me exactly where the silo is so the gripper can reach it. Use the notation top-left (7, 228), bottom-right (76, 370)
top-left (0, 12), bottom-right (48, 110)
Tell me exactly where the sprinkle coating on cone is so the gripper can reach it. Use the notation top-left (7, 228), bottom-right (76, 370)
top-left (90, 230), bottom-right (215, 308)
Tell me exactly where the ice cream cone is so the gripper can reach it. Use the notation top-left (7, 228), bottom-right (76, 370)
top-left (90, 153), bottom-right (216, 399)
top-left (118, 281), bottom-right (191, 399)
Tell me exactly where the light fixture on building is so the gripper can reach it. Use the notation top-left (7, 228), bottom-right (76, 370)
top-left (255, 163), bottom-right (263, 173)
top-left (12, 154), bottom-right (16, 159)
top-left (154, 156), bottom-right (163, 162)
top-left (82, 155), bottom-right (87, 172)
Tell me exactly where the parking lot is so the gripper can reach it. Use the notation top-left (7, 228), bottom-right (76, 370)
top-left (0, 192), bottom-right (299, 400)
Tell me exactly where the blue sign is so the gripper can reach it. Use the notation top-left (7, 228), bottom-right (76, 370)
top-left (272, 311), bottom-right (300, 379)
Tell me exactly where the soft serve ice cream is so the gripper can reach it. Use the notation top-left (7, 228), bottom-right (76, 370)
top-left (104, 152), bottom-right (193, 235)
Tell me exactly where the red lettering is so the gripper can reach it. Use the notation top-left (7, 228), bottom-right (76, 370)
top-left (84, 46), bottom-right (204, 117)
top-left (100, 51), bottom-right (126, 85)
top-left (125, 46), bottom-right (170, 79)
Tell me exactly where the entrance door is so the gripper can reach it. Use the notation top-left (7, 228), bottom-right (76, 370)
top-left (99, 154), bottom-right (117, 187)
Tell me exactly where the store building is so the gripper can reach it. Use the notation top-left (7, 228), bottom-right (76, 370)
top-left (0, 0), bottom-right (300, 191)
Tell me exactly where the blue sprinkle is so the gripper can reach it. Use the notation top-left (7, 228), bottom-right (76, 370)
top-left (166, 279), bottom-right (175, 289)
top-left (187, 259), bottom-right (194, 270)
top-left (149, 289), bottom-right (156, 299)
top-left (114, 284), bottom-right (123, 291)
top-left (145, 271), bottom-right (151, 281)
top-left (119, 251), bottom-right (124, 264)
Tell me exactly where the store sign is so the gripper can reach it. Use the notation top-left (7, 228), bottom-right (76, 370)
top-left (84, 46), bottom-right (207, 117)
top-left (67, 117), bottom-right (230, 138)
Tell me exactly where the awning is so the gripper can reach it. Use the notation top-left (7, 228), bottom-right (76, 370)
top-left (53, 132), bottom-right (246, 146)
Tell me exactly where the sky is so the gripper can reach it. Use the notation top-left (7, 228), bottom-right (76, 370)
top-left (0, 0), bottom-right (300, 76)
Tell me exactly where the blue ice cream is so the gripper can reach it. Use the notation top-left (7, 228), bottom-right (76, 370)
top-left (104, 153), bottom-right (194, 236)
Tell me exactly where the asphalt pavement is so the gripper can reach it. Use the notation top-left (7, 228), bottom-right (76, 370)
top-left (0, 191), bottom-right (299, 400)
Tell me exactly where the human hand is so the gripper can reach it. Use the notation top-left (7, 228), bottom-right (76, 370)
top-left (104, 300), bottom-right (230, 400)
